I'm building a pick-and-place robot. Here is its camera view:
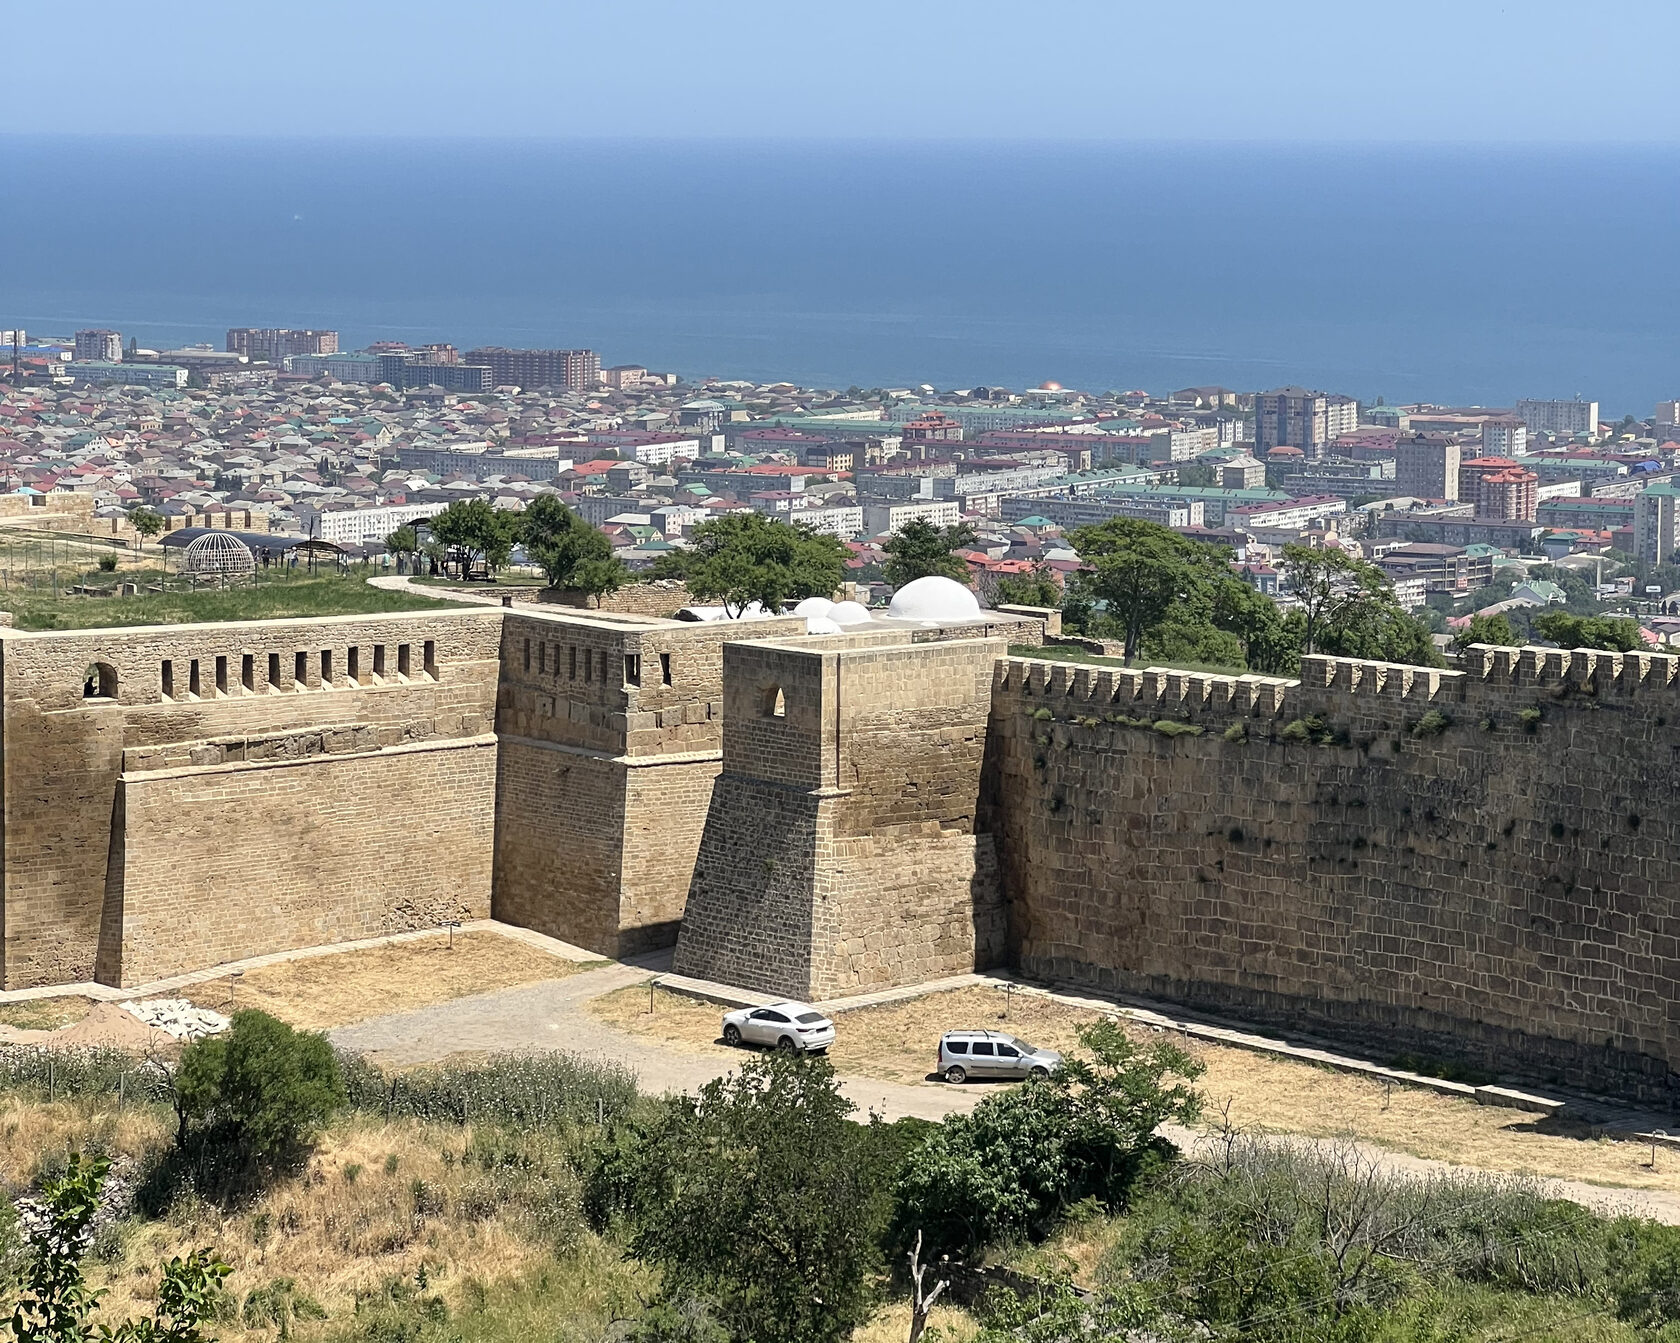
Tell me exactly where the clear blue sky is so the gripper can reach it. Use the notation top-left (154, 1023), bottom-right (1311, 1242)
top-left (12, 0), bottom-right (1680, 141)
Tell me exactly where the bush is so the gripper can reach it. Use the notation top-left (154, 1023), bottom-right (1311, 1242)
top-left (1152, 720), bottom-right (1203, 737)
top-left (1223, 722), bottom-right (1247, 743)
top-left (177, 1010), bottom-right (343, 1159)
top-left (97, 555), bottom-right (118, 572)
top-left (1411, 709), bottom-right (1452, 738)
top-left (1520, 706), bottom-right (1542, 731)
top-left (896, 1020), bottom-right (1202, 1258)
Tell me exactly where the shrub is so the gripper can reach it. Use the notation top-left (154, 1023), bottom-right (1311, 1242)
top-left (1520, 706), bottom-right (1542, 731)
top-left (896, 1020), bottom-right (1203, 1258)
top-left (177, 1010), bottom-right (343, 1159)
top-left (338, 1050), bottom-right (638, 1131)
top-left (1153, 720), bottom-right (1203, 737)
top-left (1411, 709), bottom-right (1452, 738)
top-left (97, 555), bottom-right (118, 573)
top-left (1032, 706), bottom-right (1054, 721)
top-left (1222, 722), bottom-right (1247, 742)
top-left (1280, 718), bottom-right (1311, 742)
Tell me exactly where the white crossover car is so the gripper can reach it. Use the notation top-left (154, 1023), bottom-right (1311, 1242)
top-left (721, 1000), bottom-right (836, 1053)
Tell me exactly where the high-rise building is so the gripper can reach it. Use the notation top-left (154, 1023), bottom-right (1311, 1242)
top-left (1515, 397), bottom-right (1598, 439)
top-left (1657, 401), bottom-right (1680, 431)
top-left (374, 353), bottom-right (492, 393)
top-left (1255, 387), bottom-right (1358, 459)
top-left (1480, 417), bottom-right (1528, 457)
top-left (225, 328), bottom-right (340, 361)
top-left (73, 329), bottom-right (122, 363)
top-left (1634, 482), bottom-right (1680, 566)
top-left (461, 347), bottom-right (600, 391)
top-left (1475, 468), bottom-right (1539, 522)
top-left (1393, 431), bottom-right (1461, 501)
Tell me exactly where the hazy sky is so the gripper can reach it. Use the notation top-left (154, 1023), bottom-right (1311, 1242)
top-left (13, 0), bottom-right (1680, 142)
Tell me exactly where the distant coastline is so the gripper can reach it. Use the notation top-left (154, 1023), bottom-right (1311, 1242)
top-left (3, 136), bottom-right (1674, 411)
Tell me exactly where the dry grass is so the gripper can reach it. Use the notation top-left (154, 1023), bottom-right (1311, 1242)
top-left (589, 982), bottom-right (1680, 1195)
top-left (168, 932), bottom-right (598, 1031)
top-left (856, 1298), bottom-right (978, 1342)
top-left (0, 995), bottom-right (95, 1032)
top-left (0, 1095), bottom-right (636, 1343)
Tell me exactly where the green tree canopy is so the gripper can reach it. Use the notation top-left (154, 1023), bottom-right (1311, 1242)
top-left (521, 493), bottom-right (619, 590)
top-left (670, 512), bottom-right (846, 617)
top-left (1532, 610), bottom-right (1645, 652)
top-left (897, 1019), bottom-right (1204, 1259)
top-left (614, 1054), bottom-right (891, 1343)
top-left (882, 518), bottom-right (978, 589)
top-left (175, 1009), bottom-right (343, 1159)
top-left (426, 498), bottom-right (521, 578)
top-left (128, 506), bottom-right (164, 547)
top-left (992, 564), bottom-right (1061, 609)
top-left (1068, 520), bottom-right (1232, 666)
top-left (1451, 611), bottom-right (1519, 653)
top-left (1281, 543), bottom-right (1443, 667)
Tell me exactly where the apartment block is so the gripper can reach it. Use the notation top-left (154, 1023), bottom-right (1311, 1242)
top-left (1516, 397), bottom-right (1599, 438)
top-left (1393, 431), bottom-right (1461, 502)
top-left (462, 348), bottom-right (601, 391)
top-left (1255, 387), bottom-right (1358, 459)
top-left (73, 329), bottom-right (122, 363)
top-left (226, 329), bottom-right (339, 361)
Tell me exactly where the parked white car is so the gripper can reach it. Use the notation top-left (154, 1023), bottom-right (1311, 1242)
top-left (721, 1000), bottom-right (836, 1053)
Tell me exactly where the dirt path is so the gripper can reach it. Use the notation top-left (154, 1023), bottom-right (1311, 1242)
top-left (328, 963), bottom-right (1680, 1223)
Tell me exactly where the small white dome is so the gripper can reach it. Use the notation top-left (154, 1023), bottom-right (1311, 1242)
top-left (793, 596), bottom-right (834, 618)
top-left (804, 615), bottom-right (843, 635)
top-left (828, 600), bottom-right (874, 626)
top-left (887, 575), bottom-right (982, 623)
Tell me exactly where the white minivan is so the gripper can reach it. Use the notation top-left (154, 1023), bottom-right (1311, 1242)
top-left (937, 1030), bottom-right (1062, 1083)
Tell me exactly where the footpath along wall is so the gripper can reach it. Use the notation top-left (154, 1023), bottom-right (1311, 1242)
top-left (984, 646), bottom-right (1680, 1102)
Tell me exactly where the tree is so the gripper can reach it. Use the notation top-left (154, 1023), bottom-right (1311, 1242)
top-left (896, 1019), bottom-right (1204, 1259)
top-left (7, 1153), bottom-right (229, 1343)
top-left (383, 524), bottom-right (419, 574)
top-left (175, 1009), bottom-right (343, 1159)
top-left (1532, 610), bottom-right (1644, 652)
top-left (675, 512), bottom-right (846, 617)
top-left (1280, 543), bottom-right (1442, 667)
top-left (129, 507), bottom-right (164, 551)
top-left (427, 498), bottom-right (521, 578)
top-left (1068, 519), bottom-right (1230, 666)
top-left (992, 565), bottom-right (1061, 608)
top-left (881, 519), bottom-right (977, 590)
top-left (1210, 576), bottom-right (1299, 675)
top-left (517, 495), bottom-right (630, 600)
top-left (1451, 612), bottom-right (1518, 653)
top-left (618, 1053), bottom-right (891, 1343)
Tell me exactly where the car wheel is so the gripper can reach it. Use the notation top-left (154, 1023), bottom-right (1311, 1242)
top-left (944, 1065), bottom-right (967, 1084)
top-left (1028, 1065), bottom-right (1050, 1080)
top-left (776, 1035), bottom-right (798, 1054)
top-left (723, 1024), bottom-right (742, 1047)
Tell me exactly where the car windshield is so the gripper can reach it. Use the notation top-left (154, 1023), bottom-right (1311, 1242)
top-left (795, 1012), bottom-right (826, 1025)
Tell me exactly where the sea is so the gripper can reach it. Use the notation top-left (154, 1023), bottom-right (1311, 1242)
top-left (2, 136), bottom-right (1677, 415)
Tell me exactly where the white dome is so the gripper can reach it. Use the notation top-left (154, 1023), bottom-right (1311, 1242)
top-left (793, 596), bottom-right (834, 618)
top-left (828, 600), bottom-right (874, 626)
top-left (887, 575), bottom-right (982, 623)
top-left (804, 615), bottom-right (843, 635)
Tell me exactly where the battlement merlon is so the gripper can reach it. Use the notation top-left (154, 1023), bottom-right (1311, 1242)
top-left (994, 656), bottom-right (1294, 720)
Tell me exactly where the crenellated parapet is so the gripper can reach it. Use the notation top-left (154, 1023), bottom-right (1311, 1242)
top-left (994, 656), bottom-right (1294, 721)
top-left (1456, 643), bottom-right (1680, 701)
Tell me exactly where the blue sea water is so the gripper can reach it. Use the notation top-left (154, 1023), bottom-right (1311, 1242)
top-left (1, 136), bottom-right (1677, 414)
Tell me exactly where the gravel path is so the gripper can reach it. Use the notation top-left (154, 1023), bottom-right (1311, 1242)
top-left (329, 962), bottom-right (1680, 1223)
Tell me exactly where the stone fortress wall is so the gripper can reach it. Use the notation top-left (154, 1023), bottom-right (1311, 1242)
top-left (7, 584), bottom-right (1680, 1103)
top-left (984, 646), bottom-right (1680, 1101)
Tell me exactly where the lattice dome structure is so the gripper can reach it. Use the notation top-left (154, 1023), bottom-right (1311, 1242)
top-left (181, 531), bottom-right (256, 578)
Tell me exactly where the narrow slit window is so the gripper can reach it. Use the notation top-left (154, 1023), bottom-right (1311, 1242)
top-left (321, 650), bottom-right (333, 686)
top-left (295, 650), bottom-right (308, 688)
top-left (160, 659), bottom-right (174, 699)
top-left (215, 655), bottom-right (228, 696)
top-left (624, 654), bottom-right (641, 687)
top-left (569, 646), bottom-right (577, 679)
top-left (599, 650), bottom-right (608, 682)
top-left (398, 643), bottom-right (411, 678)
top-left (584, 649), bottom-right (592, 683)
top-left (424, 640), bottom-right (436, 677)
top-left (268, 652), bottom-right (280, 690)
top-left (660, 652), bottom-right (672, 685)
top-left (523, 638), bottom-right (531, 672)
top-left (241, 653), bottom-right (254, 692)
top-left (538, 642), bottom-right (547, 674)
top-left (373, 644), bottom-right (386, 677)
top-left (348, 646), bottom-right (360, 684)
top-left (189, 659), bottom-right (201, 698)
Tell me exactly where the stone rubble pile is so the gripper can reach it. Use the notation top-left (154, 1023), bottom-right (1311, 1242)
top-left (121, 998), bottom-right (230, 1040)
